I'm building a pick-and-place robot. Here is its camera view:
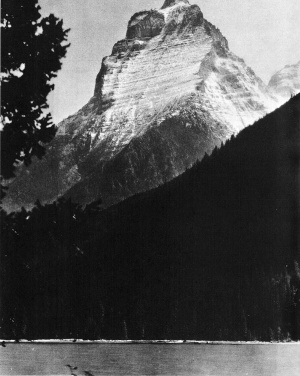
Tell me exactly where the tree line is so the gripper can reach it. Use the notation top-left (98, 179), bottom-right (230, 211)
top-left (1, 94), bottom-right (299, 341)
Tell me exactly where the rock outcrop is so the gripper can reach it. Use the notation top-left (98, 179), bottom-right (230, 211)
top-left (3, 0), bottom-right (282, 211)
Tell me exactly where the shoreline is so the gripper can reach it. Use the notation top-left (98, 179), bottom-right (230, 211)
top-left (1, 339), bottom-right (299, 345)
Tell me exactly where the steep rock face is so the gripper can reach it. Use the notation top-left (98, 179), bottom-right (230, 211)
top-left (268, 61), bottom-right (300, 99)
top-left (3, 0), bottom-right (281, 211)
top-left (126, 10), bottom-right (165, 40)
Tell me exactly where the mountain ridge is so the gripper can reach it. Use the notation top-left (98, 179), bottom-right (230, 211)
top-left (2, 94), bottom-right (299, 340)
top-left (1, 1), bottom-right (291, 212)
top-left (268, 60), bottom-right (300, 98)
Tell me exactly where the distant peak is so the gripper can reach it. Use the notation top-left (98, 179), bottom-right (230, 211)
top-left (161, 0), bottom-right (190, 9)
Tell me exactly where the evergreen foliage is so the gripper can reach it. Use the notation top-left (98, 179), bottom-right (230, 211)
top-left (0, 94), bottom-right (299, 340)
top-left (1, 0), bottom-right (70, 182)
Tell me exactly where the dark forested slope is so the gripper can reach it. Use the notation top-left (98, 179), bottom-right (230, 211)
top-left (1, 94), bottom-right (300, 341)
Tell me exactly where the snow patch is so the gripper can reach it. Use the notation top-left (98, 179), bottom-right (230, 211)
top-left (159, 1), bottom-right (190, 21)
top-left (129, 12), bottom-right (148, 27)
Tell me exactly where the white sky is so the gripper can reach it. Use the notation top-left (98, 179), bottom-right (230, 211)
top-left (40, 0), bottom-right (300, 124)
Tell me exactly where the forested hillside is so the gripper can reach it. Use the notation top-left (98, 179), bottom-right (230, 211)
top-left (1, 94), bottom-right (299, 341)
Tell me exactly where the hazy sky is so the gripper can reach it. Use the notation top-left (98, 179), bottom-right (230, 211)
top-left (40, 0), bottom-right (300, 124)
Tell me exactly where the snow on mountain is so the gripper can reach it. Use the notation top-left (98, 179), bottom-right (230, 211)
top-left (268, 61), bottom-right (300, 99)
top-left (3, 0), bottom-right (282, 211)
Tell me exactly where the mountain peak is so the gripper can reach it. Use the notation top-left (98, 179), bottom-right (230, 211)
top-left (268, 60), bottom-right (300, 99)
top-left (3, 0), bottom-right (281, 212)
top-left (161, 0), bottom-right (190, 9)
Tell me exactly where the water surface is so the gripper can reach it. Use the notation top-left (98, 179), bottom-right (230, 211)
top-left (1, 343), bottom-right (300, 376)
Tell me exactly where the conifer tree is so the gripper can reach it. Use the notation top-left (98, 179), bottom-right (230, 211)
top-left (1, 0), bottom-right (70, 185)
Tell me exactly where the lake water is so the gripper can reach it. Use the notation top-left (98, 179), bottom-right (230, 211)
top-left (0, 343), bottom-right (300, 376)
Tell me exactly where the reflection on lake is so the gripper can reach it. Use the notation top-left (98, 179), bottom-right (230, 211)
top-left (1, 343), bottom-right (300, 376)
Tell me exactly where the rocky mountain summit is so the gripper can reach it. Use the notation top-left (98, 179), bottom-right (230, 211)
top-left (162, 0), bottom-right (190, 8)
top-left (2, 0), bottom-right (289, 211)
top-left (268, 60), bottom-right (300, 99)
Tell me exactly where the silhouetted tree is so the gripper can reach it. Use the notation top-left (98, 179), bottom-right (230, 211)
top-left (1, 0), bottom-right (70, 184)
